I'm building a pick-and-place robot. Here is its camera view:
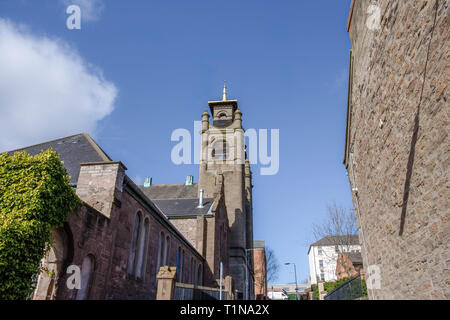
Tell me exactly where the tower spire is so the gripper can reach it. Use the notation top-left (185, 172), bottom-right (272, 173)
top-left (222, 80), bottom-right (227, 101)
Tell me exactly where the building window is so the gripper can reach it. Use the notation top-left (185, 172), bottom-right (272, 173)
top-left (318, 247), bottom-right (323, 255)
top-left (76, 255), bottom-right (94, 300)
top-left (127, 212), bottom-right (142, 276)
top-left (157, 232), bottom-right (164, 273)
top-left (335, 245), bottom-right (339, 253)
top-left (127, 212), bottom-right (149, 279)
top-left (176, 247), bottom-right (184, 282)
top-left (211, 140), bottom-right (228, 161)
top-left (190, 257), bottom-right (195, 284)
top-left (164, 235), bottom-right (171, 265)
top-left (319, 260), bottom-right (324, 268)
top-left (135, 219), bottom-right (149, 279)
top-left (320, 273), bottom-right (325, 281)
top-left (197, 264), bottom-right (203, 286)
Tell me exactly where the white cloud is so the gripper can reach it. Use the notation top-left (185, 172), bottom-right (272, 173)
top-left (0, 19), bottom-right (117, 152)
top-left (62, 0), bottom-right (105, 22)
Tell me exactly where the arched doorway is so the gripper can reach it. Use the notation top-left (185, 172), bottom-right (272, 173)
top-left (33, 228), bottom-right (69, 300)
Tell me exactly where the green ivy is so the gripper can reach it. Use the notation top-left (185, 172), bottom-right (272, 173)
top-left (0, 149), bottom-right (80, 299)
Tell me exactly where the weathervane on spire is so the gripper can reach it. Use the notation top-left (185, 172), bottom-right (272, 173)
top-left (222, 80), bottom-right (227, 101)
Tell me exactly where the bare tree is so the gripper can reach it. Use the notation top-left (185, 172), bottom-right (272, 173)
top-left (311, 202), bottom-right (359, 281)
top-left (265, 246), bottom-right (279, 284)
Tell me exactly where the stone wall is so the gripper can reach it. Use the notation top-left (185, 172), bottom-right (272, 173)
top-left (52, 162), bottom-right (205, 300)
top-left (170, 218), bottom-right (198, 249)
top-left (346, 0), bottom-right (449, 299)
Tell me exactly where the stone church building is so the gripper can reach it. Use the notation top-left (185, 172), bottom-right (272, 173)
top-left (13, 90), bottom-right (254, 299)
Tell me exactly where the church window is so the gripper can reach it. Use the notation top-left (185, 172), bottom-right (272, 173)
top-left (157, 231), bottom-right (165, 273)
top-left (127, 212), bottom-right (142, 276)
top-left (164, 235), bottom-right (171, 265)
top-left (135, 218), bottom-right (149, 279)
top-left (197, 264), bottom-right (203, 286)
top-left (218, 112), bottom-right (227, 119)
top-left (211, 140), bottom-right (228, 160)
top-left (176, 247), bottom-right (184, 282)
top-left (190, 257), bottom-right (195, 284)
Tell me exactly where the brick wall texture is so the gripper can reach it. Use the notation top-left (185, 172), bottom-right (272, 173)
top-left (346, 0), bottom-right (449, 299)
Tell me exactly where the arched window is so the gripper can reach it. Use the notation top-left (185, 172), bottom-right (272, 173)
top-left (135, 219), bottom-right (150, 279)
top-left (157, 232), bottom-right (164, 273)
top-left (218, 112), bottom-right (227, 119)
top-left (211, 140), bottom-right (228, 160)
top-left (176, 247), bottom-right (181, 282)
top-left (76, 255), bottom-right (94, 300)
top-left (164, 235), bottom-right (171, 266)
top-left (197, 264), bottom-right (203, 286)
top-left (180, 250), bottom-right (185, 282)
top-left (128, 212), bottom-right (142, 276)
top-left (190, 257), bottom-right (195, 284)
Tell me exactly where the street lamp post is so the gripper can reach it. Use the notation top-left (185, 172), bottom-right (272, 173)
top-left (285, 262), bottom-right (298, 300)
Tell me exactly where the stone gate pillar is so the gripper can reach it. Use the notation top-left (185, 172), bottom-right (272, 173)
top-left (156, 266), bottom-right (177, 300)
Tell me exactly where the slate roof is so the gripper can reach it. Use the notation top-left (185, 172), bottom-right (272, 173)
top-left (310, 235), bottom-right (360, 247)
top-left (152, 198), bottom-right (214, 217)
top-left (138, 184), bottom-right (213, 217)
top-left (308, 235), bottom-right (360, 254)
top-left (138, 184), bottom-right (199, 200)
top-left (7, 133), bottom-right (111, 185)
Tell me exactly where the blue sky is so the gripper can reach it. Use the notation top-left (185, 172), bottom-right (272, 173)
top-left (0, 0), bottom-right (353, 285)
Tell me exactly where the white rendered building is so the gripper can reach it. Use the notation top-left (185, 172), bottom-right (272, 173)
top-left (308, 235), bottom-right (361, 285)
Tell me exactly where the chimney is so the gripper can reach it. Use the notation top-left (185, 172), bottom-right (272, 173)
top-left (144, 177), bottom-right (152, 187)
top-left (197, 189), bottom-right (204, 208)
top-left (185, 175), bottom-right (193, 186)
top-left (76, 161), bottom-right (126, 218)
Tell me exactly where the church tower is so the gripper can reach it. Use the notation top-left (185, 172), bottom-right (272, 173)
top-left (198, 83), bottom-right (254, 299)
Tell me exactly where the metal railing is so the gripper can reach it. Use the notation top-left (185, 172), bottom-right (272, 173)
top-left (324, 276), bottom-right (366, 300)
top-left (174, 282), bottom-right (228, 300)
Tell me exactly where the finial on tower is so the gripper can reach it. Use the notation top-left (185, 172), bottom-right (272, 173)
top-left (222, 80), bottom-right (227, 101)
